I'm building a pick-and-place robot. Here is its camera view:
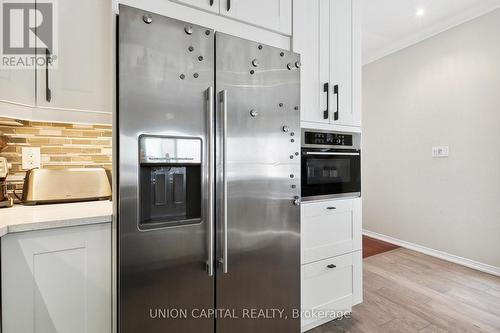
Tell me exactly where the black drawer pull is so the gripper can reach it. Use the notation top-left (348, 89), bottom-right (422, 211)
top-left (327, 264), bottom-right (337, 269)
top-left (326, 207), bottom-right (337, 210)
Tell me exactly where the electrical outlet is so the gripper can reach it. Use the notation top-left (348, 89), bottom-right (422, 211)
top-left (432, 146), bottom-right (449, 158)
top-left (22, 147), bottom-right (41, 169)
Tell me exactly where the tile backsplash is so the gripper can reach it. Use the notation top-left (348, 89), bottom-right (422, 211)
top-left (0, 117), bottom-right (112, 198)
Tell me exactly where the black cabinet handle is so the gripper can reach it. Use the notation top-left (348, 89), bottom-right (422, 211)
top-left (323, 82), bottom-right (329, 119)
top-left (210, 0), bottom-right (214, 6)
top-left (327, 264), bottom-right (337, 269)
top-left (333, 84), bottom-right (339, 121)
top-left (326, 207), bottom-right (337, 210)
top-left (227, 0), bottom-right (231, 11)
top-left (45, 48), bottom-right (52, 102)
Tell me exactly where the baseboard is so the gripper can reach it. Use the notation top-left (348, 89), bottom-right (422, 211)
top-left (363, 229), bottom-right (500, 277)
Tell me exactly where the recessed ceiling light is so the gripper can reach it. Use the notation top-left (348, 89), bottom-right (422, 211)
top-left (416, 8), bottom-right (425, 17)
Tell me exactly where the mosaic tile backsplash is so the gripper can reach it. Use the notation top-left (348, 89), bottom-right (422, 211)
top-left (0, 117), bottom-right (112, 199)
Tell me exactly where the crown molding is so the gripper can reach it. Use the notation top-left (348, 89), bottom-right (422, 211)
top-left (363, 3), bottom-right (500, 66)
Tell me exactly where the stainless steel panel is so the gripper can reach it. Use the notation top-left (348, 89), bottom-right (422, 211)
top-left (215, 34), bottom-right (301, 333)
top-left (118, 5), bottom-right (214, 332)
top-left (139, 136), bottom-right (202, 164)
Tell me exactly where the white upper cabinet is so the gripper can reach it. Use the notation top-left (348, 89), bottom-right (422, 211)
top-left (330, 0), bottom-right (362, 127)
top-left (36, 0), bottom-right (112, 119)
top-left (0, 0), bottom-right (36, 115)
top-left (293, 0), bottom-right (330, 124)
top-left (220, 0), bottom-right (292, 35)
top-left (170, 0), bottom-right (220, 14)
top-left (0, 0), bottom-right (111, 124)
top-left (293, 0), bottom-right (362, 129)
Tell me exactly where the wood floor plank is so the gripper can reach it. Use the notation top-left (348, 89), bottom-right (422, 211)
top-left (375, 288), bottom-right (477, 333)
top-left (364, 260), bottom-right (500, 332)
top-left (307, 248), bottom-right (500, 333)
top-left (378, 318), bottom-right (421, 333)
top-left (419, 324), bottom-right (451, 333)
top-left (364, 289), bottom-right (431, 330)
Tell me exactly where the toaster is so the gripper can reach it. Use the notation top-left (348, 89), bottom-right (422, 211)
top-left (22, 168), bottom-right (112, 205)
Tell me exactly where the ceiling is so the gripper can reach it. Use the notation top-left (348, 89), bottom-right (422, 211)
top-left (362, 0), bottom-right (500, 65)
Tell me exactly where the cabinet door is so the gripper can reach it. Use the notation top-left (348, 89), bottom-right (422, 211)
top-left (301, 198), bottom-right (362, 264)
top-left (292, 0), bottom-right (330, 124)
top-left (330, 0), bottom-right (361, 127)
top-left (36, 0), bottom-right (111, 116)
top-left (220, 0), bottom-right (291, 35)
top-left (0, 0), bottom-right (36, 112)
top-left (0, 68), bottom-right (35, 109)
top-left (169, 0), bottom-right (220, 13)
top-left (2, 224), bottom-right (111, 333)
top-left (301, 251), bottom-right (362, 331)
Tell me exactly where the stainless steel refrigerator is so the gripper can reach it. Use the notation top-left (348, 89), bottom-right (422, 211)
top-left (118, 5), bottom-right (301, 333)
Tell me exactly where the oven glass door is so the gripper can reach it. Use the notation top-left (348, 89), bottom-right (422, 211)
top-left (301, 150), bottom-right (361, 199)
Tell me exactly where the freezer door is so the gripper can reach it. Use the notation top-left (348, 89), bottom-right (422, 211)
top-left (118, 5), bottom-right (215, 333)
top-left (215, 33), bottom-right (301, 333)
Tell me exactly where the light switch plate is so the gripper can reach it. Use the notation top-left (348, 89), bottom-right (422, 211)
top-left (432, 146), bottom-right (449, 158)
top-left (22, 147), bottom-right (41, 169)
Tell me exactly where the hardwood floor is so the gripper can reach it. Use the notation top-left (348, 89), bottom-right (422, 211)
top-left (308, 248), bottom-right (500, 333)
top-left (363, 236), bottom-right (400, 258)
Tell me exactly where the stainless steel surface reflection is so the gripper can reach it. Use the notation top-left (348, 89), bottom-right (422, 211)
top-left (215, 33), bottom-right (301, 333)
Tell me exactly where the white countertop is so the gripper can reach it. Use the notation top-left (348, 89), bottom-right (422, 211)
top-left (0, 200), bottom-right (113, 237)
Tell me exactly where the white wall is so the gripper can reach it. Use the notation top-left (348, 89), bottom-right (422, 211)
top-left (362, 9), bottom-right (500, 268)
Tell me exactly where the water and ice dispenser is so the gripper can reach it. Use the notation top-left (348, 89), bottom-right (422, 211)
top-left (139, 135), bottom-right (202, 228)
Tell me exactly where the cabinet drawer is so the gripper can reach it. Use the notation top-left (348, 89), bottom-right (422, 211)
top-left (301, 198), bottom-right (361, 264)
top-left (301, 251), bottom-right (362, 331)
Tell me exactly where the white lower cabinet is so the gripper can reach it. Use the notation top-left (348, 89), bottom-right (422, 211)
top-left (301, 198), bottom-right (362, 332)
top-left (1, 223), bottom-right (112, 333)
top-left (301, 251), bottom-right (362, 332)
top-left (301, 198), bottom-right (362, 264)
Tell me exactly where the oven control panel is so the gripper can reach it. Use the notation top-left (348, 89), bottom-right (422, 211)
top-left (304, 131), bottom-right (353, 146)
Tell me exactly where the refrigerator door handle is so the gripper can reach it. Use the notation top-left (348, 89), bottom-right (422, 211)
top-left (206, 86), bottom-right (215, 277)
top-left (219, 89), bottom-right (229, 274)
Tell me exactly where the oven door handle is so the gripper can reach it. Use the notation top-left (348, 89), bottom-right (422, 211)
top-left (305, 152), bottom-right (360, 156)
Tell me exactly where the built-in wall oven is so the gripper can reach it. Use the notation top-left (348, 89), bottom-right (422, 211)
top-left (301, 130), bottom-right (361, 201)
